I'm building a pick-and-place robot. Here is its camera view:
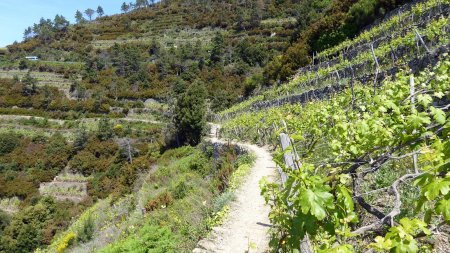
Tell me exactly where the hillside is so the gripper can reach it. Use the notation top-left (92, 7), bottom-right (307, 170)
top-left (217, 0), bottom-right (450, 251)
top-left (2, 0), bottom-right (311, 112)
top-left (0, 0), bottom-right (448, 252)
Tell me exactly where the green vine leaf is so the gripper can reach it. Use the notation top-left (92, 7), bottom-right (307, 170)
top-left (298, 188), bottom-right (334, 220)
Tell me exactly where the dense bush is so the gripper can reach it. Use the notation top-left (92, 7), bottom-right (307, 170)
top-left (0, 197), bottom-right (56, 253)
top-left (99, 225), bottom-right (176, 253)
top-left (0, 210), bottom-right (10, 236)
top-left (76, 215), bottom-right (94, 243)
top-left (0, 133), bottom-right (20, 156)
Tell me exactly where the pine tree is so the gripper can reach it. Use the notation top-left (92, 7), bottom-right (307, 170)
top-left (135, 0), bottom-right (149, 9)
top-left (75, 10), bottom-right (85, 24)
top-left (97, 6), bottom-right (104, 17)
top-left (54, 15), bottom-right (69, 31)
top-left (173, 80), bottom-right (207, 146)
top-left (97, 117), bottom-right (114, 141)
top-left (210, 32), bottom-right (224, 65)
top-left (85, 8), bottom-right (95, 21)
top-left (121, 2), bottom-right (130, 13)
top-left (73, 126), bottom-right (88, 152)
top-left (22, 72), bottom-right (37, 96)
top-left (23, 27), bottom-right (33, 40)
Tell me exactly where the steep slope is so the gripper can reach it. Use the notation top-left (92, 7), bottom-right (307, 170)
top-left (215, 0), bottom-right (450, 251)
top-left (2, 0), bottom-right (313, 112)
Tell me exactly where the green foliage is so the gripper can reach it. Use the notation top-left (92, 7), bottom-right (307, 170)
top-left (0, 197), bottom-right (57, 253)
top-left (96, 117), bottom-right (114, 141)
top-left (210, 32), bottom-right (224, 65)
top-left (369, 218), bottom-right (430, 252)
top-left (173, 80), bottom-right (207, 146)
top-left (22, 71), bottom-right (38, 96)
top-left (0, 210), bottom-right (10, 236)
top-left (73, 126), bottom-right (88, 151)
top-left (0, 132), bottom-right (20, 156)
top-left (4, 0), bottom-right (322, 112)
top-left (212, 191), bottom-right (235, 213)
top-left (224, 57), bottom-right (450, 251)
top-left (236, 39), bottom-right (267, 67)
top-left (172, 179), bottom-right (192, 199)
top-left (263, 0), bottom-right (412, 83)
top-left (222, 3), bottom-right (449, 117)
top-left (76, 214), bottom-right (95, 243)
top-left (98, 225), bottom-right (176, 253)
top-left (18, 59), bottom-right (28, 70)
top-left (207, 205), bottom-right (230, 229)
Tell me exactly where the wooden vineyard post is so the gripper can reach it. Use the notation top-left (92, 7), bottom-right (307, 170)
top-left (389, 41), bottom-right (397, 64)
top-left (349, 65), bottom-right (356, 108)
top-left (279, 131), bottom-right (313, 253)
top-left (414, 29), bottom-right (431, 54)
top-left (371, 43), bottom-right (380, 95)
top-left (410, 76), bottom-right (419, 173)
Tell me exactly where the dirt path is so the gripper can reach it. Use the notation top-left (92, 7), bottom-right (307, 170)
top-left (194, 124), bottom-right (277, 253)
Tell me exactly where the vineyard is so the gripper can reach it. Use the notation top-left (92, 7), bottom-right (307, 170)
top-left (219, 0), bottom-right (450, 120)
top-left (91, 27), bottom-right (222, 50)
top-left (0, 70), bottom-right (74, 88)
top-left (39, 174), bottom-right (89, 203)
top-left (216, 0), bottom-right (450, 251)
top-left (1, 0), bottom-right (449, 252)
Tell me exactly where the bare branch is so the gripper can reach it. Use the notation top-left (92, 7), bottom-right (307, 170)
top-left (352, 173), bottom-right (423, 235)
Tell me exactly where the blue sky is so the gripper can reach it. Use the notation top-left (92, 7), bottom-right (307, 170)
top-left (0, 0), bottom-right (123, 47)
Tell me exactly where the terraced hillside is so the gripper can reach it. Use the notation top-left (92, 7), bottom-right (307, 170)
top-left (1, 0), bottom-right (328, 112)
top-left (2, 1), bottom-right (449, 253)
top-left (215, 0), bottom-right (450, 251)
top-left (91, 27), bottom-right (223, 50)
top-left (0, 69), bottom-right (73, 87)
top-left (39, 173), bottom-right (89, 203)
top-left (220, 0), bottom-right (450, 119)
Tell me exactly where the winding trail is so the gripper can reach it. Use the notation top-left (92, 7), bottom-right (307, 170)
top-left (194, 124), bottom-right (277, 253)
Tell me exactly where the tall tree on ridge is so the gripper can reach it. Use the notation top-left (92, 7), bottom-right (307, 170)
top-left (75, 10), bottom-right (85, 24)
top-left (23, 27), bottom-right (33, 40)
top-left (121, 2), bottom-right (130, 13)
top-left (135, 0), bottom-right (149, 9)
top-left (97, 6), bottom-right (104, 17)
top-left (85, 8), bottom-right (95, 21)
top-left (54, 14), bottom-right (69, 31)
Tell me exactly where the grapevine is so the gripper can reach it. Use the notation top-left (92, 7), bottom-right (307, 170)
top-left (221, 55), bottom-right (450, 252)
top-left (219, 0), bottom-right (450, 119)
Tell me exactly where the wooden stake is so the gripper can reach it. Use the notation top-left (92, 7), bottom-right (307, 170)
top-left (410, 76), bottom-right (419, 174)
top-left (414, 29), bottom-right (431, 54)
top-left (350, 65), bottom-right (356, 108)
top-left (279, 133), bottom-right (313, 253)
top-left (371, 43), bottom-right (380, 94)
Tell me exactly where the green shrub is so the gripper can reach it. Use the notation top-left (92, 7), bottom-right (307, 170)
top-left (76, 215), bottom-right (94, 243)
top-left (212, 191), bottom-right (235, 213)
top-left (99, 225), bottom-right (176, 253)
top-left (236, 153), bottom-right (256, 167)
top-left (0, 133), bottom-right (20, 156)
top-left (188, 154), bottom-right (210, 175)
top-left (97, 118), bottom-right (114, 141)
top-left (0, 210), bottom-right (10, 236)
top-left (172, 179), bottom-right (192, 199)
